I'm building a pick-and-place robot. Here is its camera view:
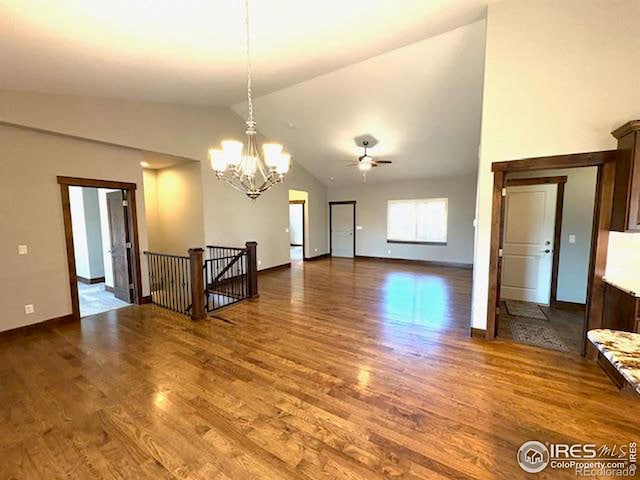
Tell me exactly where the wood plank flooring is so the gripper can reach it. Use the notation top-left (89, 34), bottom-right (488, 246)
top-left (1, 258), bottom-right (638, 479)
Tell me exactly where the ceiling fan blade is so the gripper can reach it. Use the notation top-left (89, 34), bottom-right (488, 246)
top-left (345, 162), bottom-right (360, 166)
top-left (374, 160), bottom-right (393, 164)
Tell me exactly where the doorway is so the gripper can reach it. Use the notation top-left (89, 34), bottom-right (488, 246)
top-left (59, 177), bottom-right (143, 321)
top-left (486, 150), bottom-right (618, 357)
top-left (289, 200), bottom-right (305, 261)
top-left (330, 201), bottom-right (356, 258)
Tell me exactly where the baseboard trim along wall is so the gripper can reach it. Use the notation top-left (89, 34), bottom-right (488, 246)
top-left (355, 255), bottom-right (473, 270)
top-left (0, 313), bottom-right (76, 338)
top-left (304, 253), bottom-right (330, 261)
top-left (258, 263), bottom-right (291, 274)
top-left (105, 285), bottom-right (115, 293)
top-left (77, 276), bottom-right (106, 285)
top-left (551, 300), bottom-right (586, 311)
top-left (470, 328), bottom-right (487, 338)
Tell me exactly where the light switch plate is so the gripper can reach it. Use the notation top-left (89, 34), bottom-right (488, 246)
top-left (569, 234), bottom-right (576, 244)
top-left (25, 304), bottom-right (34, 314)
top-left (258, 260), bottom-right (262, 266)
top-left (18, 245), bottom-right (28, 255)
top-left (356, 225), bottom-right (363, 230)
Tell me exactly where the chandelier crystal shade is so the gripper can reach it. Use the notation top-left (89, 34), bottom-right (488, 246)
top-left (208, 0), bottom-right (290, 200)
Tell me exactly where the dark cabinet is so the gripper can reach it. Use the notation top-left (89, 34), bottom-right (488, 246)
top-left (602, 282), bottom-right (640, 333)
top-left (611, 120), bottom-right (640, 232)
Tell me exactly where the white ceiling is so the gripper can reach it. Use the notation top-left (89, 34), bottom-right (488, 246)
top-left (234, 20), bottom-right (486, 187)
top-left (1, 0), bottom-right (490, 105)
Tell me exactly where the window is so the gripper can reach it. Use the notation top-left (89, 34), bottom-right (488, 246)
top-left (387, 198), bottom-right (448, 244)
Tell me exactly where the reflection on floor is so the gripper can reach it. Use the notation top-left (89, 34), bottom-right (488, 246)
top-left (498, 300), bottom-right (584, 354)
top-left (290, 245), bottom-right (303, 261)
top-left (78, 282), bottom-right (130, 317)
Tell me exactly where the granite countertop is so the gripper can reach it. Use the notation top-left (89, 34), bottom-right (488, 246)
top-left (603, 277), bottom-right (640, 298)
top-left (588, 329), bottom-right (640, 394)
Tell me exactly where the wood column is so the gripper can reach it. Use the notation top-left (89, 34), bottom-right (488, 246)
top-left (189, 248), bottom-right (206, 321)
top-left (245, 241), bottom-right (258, 298)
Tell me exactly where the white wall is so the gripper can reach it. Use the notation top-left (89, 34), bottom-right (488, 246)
top-left (0, 124), bottom-right (150, 332)
top-left (472, 0), bottom-right (640, 329)
top-left (508, 167), bottom-right (597, 304)
top-left (69, 186), bottom-right (90, 279)
top-left (82, 188), bottom-right (105, 279)
top-left (329, 174), bottom-right (477, 264)
top-left (289, 204), bottom-right (304, 245)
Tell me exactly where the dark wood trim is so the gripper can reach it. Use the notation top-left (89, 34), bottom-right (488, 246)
top-left (550, 181), bottom-right (565, 303)
top-left (611, 120), bottom-right (640, 139)
top-left (486, 171), bottom-right (505, 340)
top-left (288, 200), bottom-right (306, 204)
top-left (141, 295), bottom-right (153, 305)
top-left (188, 248), bottom-right (206, 321)
top-left (59, 177), bottom-right (144, 322)
top-left (386, 240), bottom-right (447, 246)
top-left (329, 201), bottom-right (356, 257)
top-left (355, 255), bottom-right (472, 270)
top-left (258, 262), bottom-right (291, 274)
top-left (245, 241), bottom-right (259, 297)
top-left (506, 175), bottom-right (567, 186)
top-left (57, 176), bottom-right (137, 190)
top-left (470, 328), bottom-right (487, 338)
top-left (290, 243), bottom-right (303, 247)
top-left (304, 253), bottom-right (330, 261)
top-left (551, 300), bottom-right (586, 311)
top-left (77, 276), bottom-right (105, 285)
top-left (491, 150), bottom-right (618, 172)
top-left (487, 150), bottom-right (617, 357)
top-left (60, 183), bottom-right (81, 323)
top-left (0, 314), bottom-right (75, 340)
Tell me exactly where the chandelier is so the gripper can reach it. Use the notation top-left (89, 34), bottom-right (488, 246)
top-left (208, 0), bottom-right (290, 200)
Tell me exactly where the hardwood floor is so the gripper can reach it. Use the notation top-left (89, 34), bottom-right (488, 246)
top-left (1, 258), bottom-right (638, 479)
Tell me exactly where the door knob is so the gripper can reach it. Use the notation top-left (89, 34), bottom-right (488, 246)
top-left (545, 240), bottom-right (551, 245)
top-left (542, 249), bottom-right (551, 254)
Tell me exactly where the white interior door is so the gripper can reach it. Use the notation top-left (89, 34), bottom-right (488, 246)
top-left (331, 204), bottom-right (354, 258)
top-left (501, 184), bottom-right (557, 304)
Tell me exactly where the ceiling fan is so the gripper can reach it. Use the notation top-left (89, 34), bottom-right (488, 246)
top-left (347, 140), bottom-right (393, 173)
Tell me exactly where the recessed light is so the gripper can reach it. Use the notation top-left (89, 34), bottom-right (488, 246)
top-left (140, 161), bottom-right (150, 168)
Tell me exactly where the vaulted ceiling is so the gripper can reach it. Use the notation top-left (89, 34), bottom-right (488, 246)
top-left (1, 0), bottom-right (490, 105)
top-left (235, 21), bottom-right (486, 186)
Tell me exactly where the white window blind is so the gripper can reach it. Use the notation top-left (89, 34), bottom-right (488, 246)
top-left (387, 198), bottom-right (448, 243)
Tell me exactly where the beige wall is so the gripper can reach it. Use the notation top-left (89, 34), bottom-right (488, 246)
top-left (508, 167), bottom-right (597, 304)
top-left (142, 169), bottom-right (161, 252)
top-left (472, 0), bottom-right (640, 329)
top-left (329, 174), bottom-right (477, 264)
top-left (153, 161), bottom-right (205, 255)
top-left (0, 124), bottom-right (150, 332)
top-left (202, 160), bottom-right (329, 269)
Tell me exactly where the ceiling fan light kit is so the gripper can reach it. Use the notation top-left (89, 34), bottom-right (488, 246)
top-left (208, 0), bottom-right (290, 200)
top-left (350, 140), bottom-right (393, 180)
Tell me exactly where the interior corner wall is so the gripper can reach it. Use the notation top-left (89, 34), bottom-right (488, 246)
top-left (202, 160), bottom-right (328, 270)
top-left (328, 174), bottom-right (477, 264)
top-left (0, 124), bottom-right (150, 332)
top-left (508, 167), bottom-right (598, 304)
top-left (153, 161), bottom-right (205, 255)
top-left (69, 186), bottom-right (91, 279)
top-left (471, 0), bottom-right (640, 329)
top-left (142, 169), bottom-right (161, 252)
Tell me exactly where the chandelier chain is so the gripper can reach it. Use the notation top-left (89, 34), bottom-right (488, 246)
top-left (244, 0), bottom-right (254, 130)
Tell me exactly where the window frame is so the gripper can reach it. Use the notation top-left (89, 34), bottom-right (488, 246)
top-left (386, 197), bottom-right (448, 246)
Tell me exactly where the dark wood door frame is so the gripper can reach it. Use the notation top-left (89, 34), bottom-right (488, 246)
top-left (288, 200), bottom-right (307, 260)
top-left (58, 176), bottom-right (144, 322)
top-left (487, 150), bottom-right (619, 358)
top-left (505, 175), bottom-right (568, 306)
top-left (329, 201), bottom-right (356, 257)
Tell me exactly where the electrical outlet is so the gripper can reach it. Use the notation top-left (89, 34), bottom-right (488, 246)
top-left (258, 260), bottom-right (262, 267)
top-left (387, 250), bottom-right (391, 254)
top-left (24, 304), bottom-right (34, 314)
top-left (285, 228), bottom-right (289, 233)
top-left (569, 234), bottom-right (576, 244)
top-left (18, 245), bottom-right (28, 255)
